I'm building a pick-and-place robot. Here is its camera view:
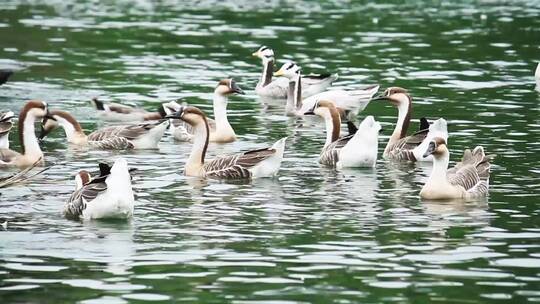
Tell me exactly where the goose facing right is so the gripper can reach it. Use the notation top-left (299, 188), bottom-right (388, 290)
top-left (420, 137), bottom-right (491, 200)
top-left (304, 100), bottom-right (381, 168)
top-left (64, 158), bottom-right (134, 220)
top-left (166, 106), bottom-right (286, 179)
top-left (252, 46), bottom-right (338, 99)
top-left (0, 111), bottom-right (14, 149)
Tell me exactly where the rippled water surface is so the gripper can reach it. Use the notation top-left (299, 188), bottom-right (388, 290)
top-left (1, 0), bottom-right (540, 303)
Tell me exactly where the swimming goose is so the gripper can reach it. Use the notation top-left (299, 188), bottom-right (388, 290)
top-left (40, 110), bottom-right (168, 149)
top-left (420, 137), bottom-right (491, 200)
top-left (0, 101), bottom-right (49, 168)
top-left (0, 70), bottom-right (13, 86)
top-left (0, 111), bottom-right (14, 149)
top-left (64, 158), bottom-right (135, 220)
top-left (90, 98), bottom-right (167, 122)
top-left (252, 46), bottom-right (338, 99)
top-left (373, 87), bottom-right (447, 162)
top-left (304, 100), bottom-right (381, 168)
top-left (274, 61), bottom-right (379, 118)
top-left (162, 79), bottom-right (243, 143)
top-left (166, 106), bottom-right (286, 179)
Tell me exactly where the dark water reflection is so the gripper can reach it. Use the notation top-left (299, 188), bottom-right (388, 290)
top-left (1, 0), bottom-right (540, 303)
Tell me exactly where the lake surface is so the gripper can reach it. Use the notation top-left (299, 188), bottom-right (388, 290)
top-left (1, 0), bottom-right (539, 303)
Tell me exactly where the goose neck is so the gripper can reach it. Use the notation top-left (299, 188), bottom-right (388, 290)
top-left (213, 93), bottom-right (232, 131)
top-left (186, 118), bottom-right (209, 174)
top-left (259, 59), bottom-right (274, 88)
top-left (322, 107), bottom-right (341, 147)
top-left (19, 112), bottom-right (42, 157)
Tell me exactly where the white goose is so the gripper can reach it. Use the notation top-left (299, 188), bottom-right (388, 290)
top-left (90, 98), bottom-right (167, 122)
top-left (64, 158), bottom-right (135, 220)
top-left (0, 101), bottom-right (49, 168)
top-left (252, 46), bottom-right (338, 99)
top-left (166, 106), bottom-right (286, 179)
top-left (373, 87), bottom-right (448, 162)
top-left (304, 100), bottom-right (381, 168)
top-left (420, 137), bottom-right (491, 200)
top-left (274, 61), bottom-right (379, 118)
top-left (0, 111), bottom-right (15, 149)
top-left (162, 79), bottom-right (243, 143)
top-left (535, 62), bottom-right (540, 92)
top-left (40, 110), bottom-right (168, 149)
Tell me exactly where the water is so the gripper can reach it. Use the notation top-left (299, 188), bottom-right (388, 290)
top-left (1, 0), bottom-right (539, 303)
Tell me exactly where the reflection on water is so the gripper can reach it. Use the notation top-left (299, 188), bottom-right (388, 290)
top-left (1, 0), bottom-right (540, 303)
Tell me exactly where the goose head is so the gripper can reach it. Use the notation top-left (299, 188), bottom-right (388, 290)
top-left (372, 87), bottom-right (411, 108)
top-left (274, 61), bottom-right (301, 80)
top-left (304, 100), bottom-right (337, 119)
top-left (423, 137), bottom-right (448, 158)
top-left (215, 79), bottom-right (245, 96)
top-left (252, 46), bottom-right (275, 62)
top-left (75, 170), bottom-right (91, 190)
top-left (21, 100), bottom-right (50, 120)
top-left (165, 105), bottom-right (207, 127)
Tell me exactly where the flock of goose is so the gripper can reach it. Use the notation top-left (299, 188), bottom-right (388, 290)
top-left (0, 46), bottom-right (496, 221)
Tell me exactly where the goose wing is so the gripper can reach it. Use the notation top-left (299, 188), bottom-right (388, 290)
top-left (89, 136), bottom-right (133, 150)
top-left (447, 146), bottom-right (491, 197)
top-left (387, 128), bottom-right (429, 161)
top-left (64, 180), bottom-right (107, 219)
top-left (204, 147), bottom-right (277, 179)
top-left (319, 135), bottom-right (353, 166)
top-left (88, 120), bottom-right (165, 142)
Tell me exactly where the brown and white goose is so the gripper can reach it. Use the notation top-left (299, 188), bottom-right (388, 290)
top-left (40, 110), bottom-right (169, 149)
top-left (166, 106), bottom-right (286, 179)
top-left (0, 111), bottom-right (15, 149)
top-left (162, 79), bottom-right (243, 143)
top-left (252, 46), bottom-right (338, 99)
top-left (420, 137), bottom-right (491, 200)
top-left (0, 101), bottom-right (49, 168)
top-left (90, 98), bottom-right (167, 122)
top-left (373, 87), bottom-right (448, 162)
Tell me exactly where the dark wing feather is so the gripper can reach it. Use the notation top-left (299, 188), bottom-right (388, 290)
top-left (204, 148), bottom-right (277, 179)
top-left (387, 128), bottom-right (429, 161)
top-left (89, 136), bottom-right (133, 150)
top-left (319, 135), bottom-right (353, 166)
top-left (0, 70), bottom-right (13, 85)
top-left (64, 182), bottom-right (107, 219)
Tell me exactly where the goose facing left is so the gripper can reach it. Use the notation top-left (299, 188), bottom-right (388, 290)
top-left (0, 111), bottom-right (15, 149)
top-left (166, 106), bottom-right (286, 179)
top-left (64, 158), bottom-right (135, 220)
top-left (304, 100), bottom-right (381, 168)
top-left (40, 110), bottom-right (168, 149)
top-left (420, 137), bottom-right (491, 200)
top-left (0, 101), bottom-right (49, 168)
top-left (90, 98), bottom-right (168, 122)
top-left (252, 46), bottom-right (338, 99)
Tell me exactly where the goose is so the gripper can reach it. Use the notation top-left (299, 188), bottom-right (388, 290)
top-left (0, 111), bottom-right (14, 149)
top-left (535, 62), bottom-right (540, 92)
top-left (162, 79), bottom-right (243, 143)
top-left (64, 158), bottom-right (135, 220)
top-left (0, 157), bottom-right (48, 188)
top-left (252, 46), bottom-right (338, 99)
top-left (420, 137), bottom-right (491, 200)
top-left (304, 100), bottom-right (381, 168)
top-left (90, 98), bottom-right (167, 122)
top-left (274, 61), bottom-right (379, 118)
top-left (40, 109), bottom-right (168, 149)
top-left (0, 70), bottom-right (13, 86)
top-left (373, 87), bottom-right (448, 162)
top-left (0, 101), bottom-right (49, 168)
top-left (165, 106), bottom-right (286, 179)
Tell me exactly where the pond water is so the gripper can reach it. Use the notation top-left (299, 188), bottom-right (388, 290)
top-left (0, 0), bottom-right (539, 303)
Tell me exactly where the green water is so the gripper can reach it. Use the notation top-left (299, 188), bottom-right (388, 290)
top-left (1, 0), bottom-right (539, 303)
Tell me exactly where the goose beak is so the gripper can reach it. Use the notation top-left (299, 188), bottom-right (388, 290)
top-left (38, 125), bottom-right (50, 140)
top-left (252, 51), bottom-right (260, 57)
top-left (274, 69), bottom-right (285, 77)
top-left (231, 81), bottom-right (245, 95)
top-left (371, 94), bottom-right (389, 101)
